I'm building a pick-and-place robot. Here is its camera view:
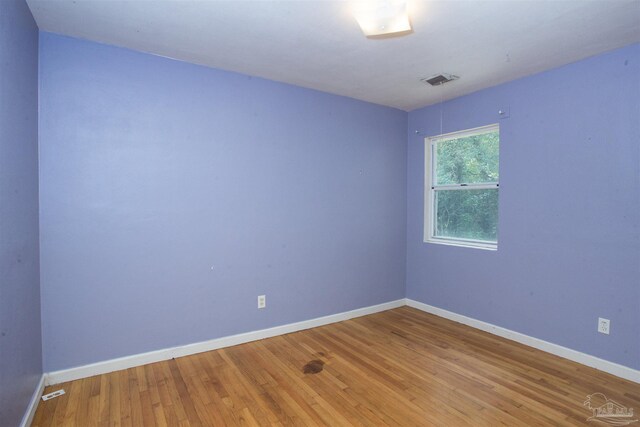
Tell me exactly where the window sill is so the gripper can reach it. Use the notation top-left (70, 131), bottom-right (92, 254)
top-left (424, 238), bottom-right (497, 251)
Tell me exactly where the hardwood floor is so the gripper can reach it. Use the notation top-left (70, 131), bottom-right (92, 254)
top-left (32, 307), bottom-right (640, 426)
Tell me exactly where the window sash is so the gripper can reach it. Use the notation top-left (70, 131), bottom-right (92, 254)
top-left (431, 124), bottom-right (499, 187)
top-left (431, 188), bottom-right (499, 244)
top-left (431, 183), bottom-right (498, 191)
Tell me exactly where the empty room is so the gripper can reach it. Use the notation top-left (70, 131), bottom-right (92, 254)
top-left (2, 0), bottom-right (640, 425)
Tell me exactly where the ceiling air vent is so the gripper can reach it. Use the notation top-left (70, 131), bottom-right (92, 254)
top-left (421, 74), bottom-right (459, 86)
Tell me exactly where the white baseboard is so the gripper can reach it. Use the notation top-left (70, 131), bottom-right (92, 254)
top-left (44, 297), bottom-right (639, 387)
top-left (405, 298), bottom-right (640, 384)
top-left (46, 299), bottom-right (405, 386)
top-left (20, 374), bottom-right (46, 427)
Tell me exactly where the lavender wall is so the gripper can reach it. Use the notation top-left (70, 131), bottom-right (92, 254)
top-left (407, 44), bottom-right (640, 369)
top-left (0, 0), bottom-right (42, 424)
top-left (36, 31), bottom-right (638, 376)
top-left (39, 33), bottom-right (407, 372)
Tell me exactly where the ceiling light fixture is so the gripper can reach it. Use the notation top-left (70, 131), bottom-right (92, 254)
top-left (353, 0), bottom-right (412, 37)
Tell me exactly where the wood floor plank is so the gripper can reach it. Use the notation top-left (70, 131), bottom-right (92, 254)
top-left (32, 307), bottom-right (640, 426)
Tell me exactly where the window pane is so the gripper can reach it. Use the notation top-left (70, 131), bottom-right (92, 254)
top-left (435, 131), bottom-right (499, 185)
top-left (434, 189), bottom-right (498, 242)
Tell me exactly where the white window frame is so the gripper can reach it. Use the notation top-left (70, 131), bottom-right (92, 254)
top-left (424, 123), bottom-right (499, 250)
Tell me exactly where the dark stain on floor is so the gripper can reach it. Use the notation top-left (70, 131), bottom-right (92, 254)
top-left (303, 359), bottom-right (324, 374)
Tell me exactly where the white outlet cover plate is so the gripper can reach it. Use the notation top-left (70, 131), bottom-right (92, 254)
top-left (598, 317), bottom-right (610, 334)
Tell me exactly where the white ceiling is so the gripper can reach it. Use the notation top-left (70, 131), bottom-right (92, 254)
top-left (27, 0), bottom-right (640, 111)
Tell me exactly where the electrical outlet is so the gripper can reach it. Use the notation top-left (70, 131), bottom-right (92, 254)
top-left (598, 317), bottom-right (610, 335)
top-left (258, 295), bottom-right (266, 309)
